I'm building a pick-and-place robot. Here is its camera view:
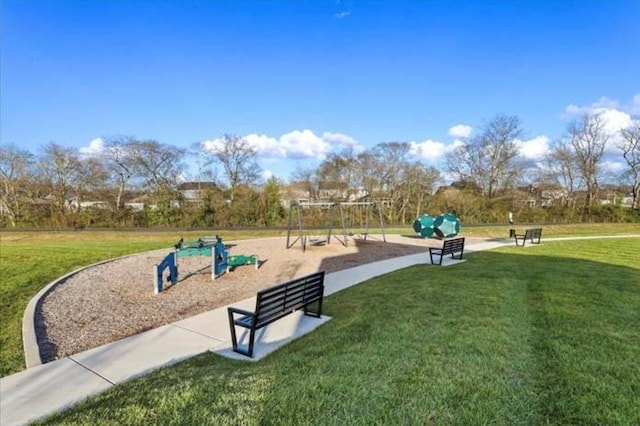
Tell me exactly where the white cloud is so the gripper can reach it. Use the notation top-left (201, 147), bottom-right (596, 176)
top-left (244, 134), bottom-right (285, 158)
top-left (335, 10), bottom-right (351, 18)
top-left (203, 130), bottom-right (364, 161)
top-left (79, 137), bottom-right (104, 157)
top-left (321, 131), bottom-right (362, 152)
top-left (277, 130), bottom-right (364, 159)
top-left (594, 108), bottom-right (634, 134)
top-left (279, 130), bottom-right (333, 159)
top-left (600, 159), bottom-right (626, 174)
top-left (563, 95), bottom-right (638, 153)
top-left (586, 108), bottom-right (632, 153)
top-left (448, 124), bottom-right (472, 138)
top-left (564, 96), bottom-right (621, 117)
top-left (564, 104), bottom-right (583, 116)
top-left (515, 135), bottom-right (550, 159)
top-left (447, 139), bottom-right (465, 152)
top-left (261, 169), bottom-right (274, 180)
top-left (563, 95), bottom-right (637, 133)
top-left (409, 139), bottom-right (446, 161)
top-left (201, 138), bottom-right (226, 153)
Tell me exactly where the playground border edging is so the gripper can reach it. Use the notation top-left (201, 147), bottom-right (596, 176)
top-left (21, 238), bottom-right (285, 369)
top-left (22, 251), bottom-right (166, 368)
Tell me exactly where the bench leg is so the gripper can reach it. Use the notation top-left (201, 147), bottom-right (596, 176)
top-left (229, 326), bottom-right (256, 358)
top-left (227, 310), bottom-right (241, 354)
top-left (429, 250), bottom-right (443, 265)
top-left (303, 298), bottom-right (323, 318)
top-left (247, 326), bottom-right (256, 358)
top-left (227, 312), bottom-right (256, 358)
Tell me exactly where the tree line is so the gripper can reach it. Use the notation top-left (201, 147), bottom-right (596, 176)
top-left (1, 112), bottom-right (639, 229)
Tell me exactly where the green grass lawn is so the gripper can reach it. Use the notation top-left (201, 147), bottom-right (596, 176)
top-left (28, 237), bottom-right (640, 425)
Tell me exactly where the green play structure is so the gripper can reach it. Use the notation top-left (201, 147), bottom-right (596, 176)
top-left (155, 235), bottom-right (259, 293)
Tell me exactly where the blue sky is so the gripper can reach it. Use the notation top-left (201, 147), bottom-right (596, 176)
top-left (2, 0), bottom-right (639, 182)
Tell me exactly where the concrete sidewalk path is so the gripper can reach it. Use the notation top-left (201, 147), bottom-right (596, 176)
top-left (1, 237), bottom-right (518, 426)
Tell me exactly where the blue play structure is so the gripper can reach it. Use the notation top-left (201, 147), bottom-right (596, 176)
top-left (154, 252), bottom-right (178, 294)
top-left (154, 235), bottom-right (259, 293)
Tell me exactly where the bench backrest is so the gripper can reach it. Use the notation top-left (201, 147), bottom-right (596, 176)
top-left (525, 228), bottom-right (542, 238)
top-left (254, 271), bottom-right (325, 328)
top-left (442, 237), bottom-right (465, 254)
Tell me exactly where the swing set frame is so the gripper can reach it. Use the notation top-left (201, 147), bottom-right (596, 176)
top-left (286, 200), bottom-right (386, 252)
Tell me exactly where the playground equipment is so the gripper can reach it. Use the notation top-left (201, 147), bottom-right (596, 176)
top-left (211, 235), bottom-right (259, 280)
top-left (174, 237), bottom-right (217, 257)
top-left (413, 213), bottom-right (436, 238)
top-left (335, 201), bottom-right (386, 244)
top-left (286, 200), bottom-right (386, 252)
top-left (433, 213), bottom-right (461, 238)
top-left (154, 252), bottom-right (178, 294)
top-left (412, 212), bottom-right (461, 239)
top-left (286, 202), bottom-right (338, 252)
top-left (154, 235), bottom-right (259, 293)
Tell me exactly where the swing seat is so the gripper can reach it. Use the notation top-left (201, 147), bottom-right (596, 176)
top-left (309, 238), bottom-right (327, 246)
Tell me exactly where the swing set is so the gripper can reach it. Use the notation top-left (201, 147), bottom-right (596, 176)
top-left (286, 200), bottom-right (386, 252)
top-left (286, 201), bottom-right (337, 252)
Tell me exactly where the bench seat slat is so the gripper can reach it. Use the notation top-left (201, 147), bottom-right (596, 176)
top-left (234, 315), bottom-right (254, 328)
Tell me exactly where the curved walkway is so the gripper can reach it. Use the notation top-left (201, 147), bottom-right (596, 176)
top-left (2, 235), bottom-right (638, 426)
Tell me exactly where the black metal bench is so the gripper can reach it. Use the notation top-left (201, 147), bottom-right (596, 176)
top-left (429, 237), bottom-right (465, 265)
top-left (514, 228), bottom-right (542, 246)
top-left (227, 271), bottom-right (325, 358)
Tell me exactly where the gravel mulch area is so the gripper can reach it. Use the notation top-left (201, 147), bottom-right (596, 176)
top-left (36, 235), bottom-right (452, 363)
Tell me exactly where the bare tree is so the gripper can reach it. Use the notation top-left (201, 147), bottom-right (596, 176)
top-left (399, 163), bottom-right (440, 221)
top-left (129, 140), bottom-right (186, 193)
top-left (0, 144), bottom-right (36, 226)
top-left (447, 114), bottom-right (524, 200)
top-left (290, 166), bottom-right (320, 201)
top-left (317, 149), bottom-right (359, 200)
top-left (567, 113), bottom-right (609, 211)
top-left (38, 143), bottom-right (82, 222)
top-left (103, 136), bottom-right (140, 211)
top-left (355, 150), bottom-right (382, 200)
top-left (619, 120), bottom-right (640, 209)
top-left (69, 156), bottom-right (108, 210)
top-left (205, 134), bottom-right (261, 202)
top-left (544, 137), bottom-right (583, 210)
top-left (367, 142), bottom-right (412, 223)
top-left (188, 140), bottom-right (218, 184)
